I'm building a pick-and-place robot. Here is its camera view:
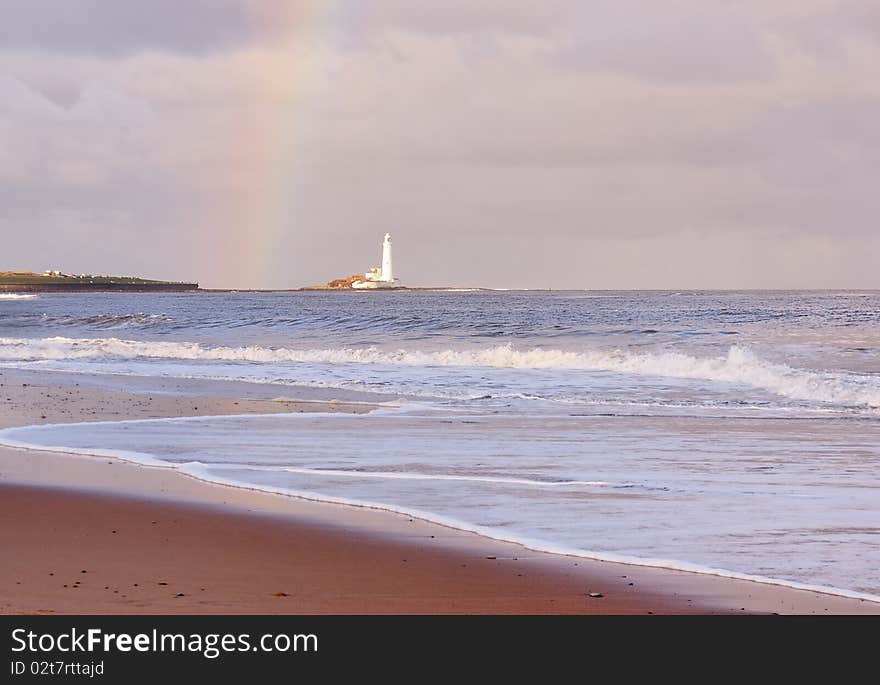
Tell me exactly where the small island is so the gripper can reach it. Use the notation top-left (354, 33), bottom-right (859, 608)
top-left (304, 233), bottom-right (402, 290)
top-left (0, 271), bottom-right (199, 293)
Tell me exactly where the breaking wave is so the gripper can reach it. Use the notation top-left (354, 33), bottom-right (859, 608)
top-left (0, 293), bottom-right (37, 300)
top-left (1, 336), bottom-right (879, 408)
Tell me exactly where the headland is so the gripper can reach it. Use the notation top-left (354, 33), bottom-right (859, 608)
top-left (0, 271), bottom-right (198, 293)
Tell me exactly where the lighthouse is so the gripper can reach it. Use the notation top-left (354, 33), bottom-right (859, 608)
top-left (351, 233), bottom-right (399, 288)
top-left (381, 232), bottom-right (393, 282)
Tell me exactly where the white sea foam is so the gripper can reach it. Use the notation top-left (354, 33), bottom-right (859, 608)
top-left (0, 293), bottom-right (37, 300)
top-left (189, 467), bottom-right (880, 605)
top-left (1, 336), bottom-right (879, 408)
top-left (278, 467), bottom-right (617, 488)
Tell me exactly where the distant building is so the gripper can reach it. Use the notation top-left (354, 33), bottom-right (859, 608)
top-left (352, 233), bottom-right (399, 289)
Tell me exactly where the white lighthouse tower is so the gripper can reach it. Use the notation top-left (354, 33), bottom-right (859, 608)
top-left (353, 233), bottom-right (399, 288)
top-left (381, 232), bottom-right (393, 282)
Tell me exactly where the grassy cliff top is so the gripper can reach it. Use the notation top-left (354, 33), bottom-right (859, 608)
top-left (0, 272), bottom-right (191, 285)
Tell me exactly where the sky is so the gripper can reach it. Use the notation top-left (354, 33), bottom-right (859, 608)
top-left (1, 0), bottom-right (878, 289)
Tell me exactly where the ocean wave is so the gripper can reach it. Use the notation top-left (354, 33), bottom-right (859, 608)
top-left (46, 313), bottom-right (172, 329)
top-left (0, 293), bottom-right (37, 300)
top-left (1, 336), bottom-right (879, 408)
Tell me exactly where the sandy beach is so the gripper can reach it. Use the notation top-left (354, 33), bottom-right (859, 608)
top-left (1, 367), bottom-right (878, 615)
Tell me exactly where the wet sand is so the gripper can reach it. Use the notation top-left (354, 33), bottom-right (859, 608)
top-left (1, 368), bottom-right (877, 614)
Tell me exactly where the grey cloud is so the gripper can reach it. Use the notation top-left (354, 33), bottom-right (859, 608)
top-left (0, 0), bottom-right (563, 56)
top-left (0, 1), bottom-right (864, 87)
top-left (784, 0), bottom-right (880, 55)
top-left (0, 0), bottom-right (256, 55)
top-left (552, 1), bottom-right (775, 83)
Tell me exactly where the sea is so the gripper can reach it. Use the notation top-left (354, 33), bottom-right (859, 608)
top-left (1, 290), bottom-right (878, 599)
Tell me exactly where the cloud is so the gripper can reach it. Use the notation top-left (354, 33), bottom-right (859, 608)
top-left (552, 1), bottom-right (775, 83)
top-left (0, 0), bottom-right (258, 55)
top-left (1, 2), bottom-right (879, 288)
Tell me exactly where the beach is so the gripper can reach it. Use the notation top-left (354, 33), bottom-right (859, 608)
top-left (2, 367), bottom-right (877, 615)
top-left (7, 0), bottom-right (880, 636)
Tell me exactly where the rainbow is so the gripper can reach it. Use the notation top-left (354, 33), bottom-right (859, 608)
top-left (226, 1), bottom-right (351, 288)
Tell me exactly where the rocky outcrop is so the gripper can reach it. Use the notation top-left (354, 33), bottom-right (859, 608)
top-left (303, 274), bottom-right (369, 290)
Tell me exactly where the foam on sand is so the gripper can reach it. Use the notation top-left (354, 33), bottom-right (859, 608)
top-left (1, 416), bottom-right (879, 605)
